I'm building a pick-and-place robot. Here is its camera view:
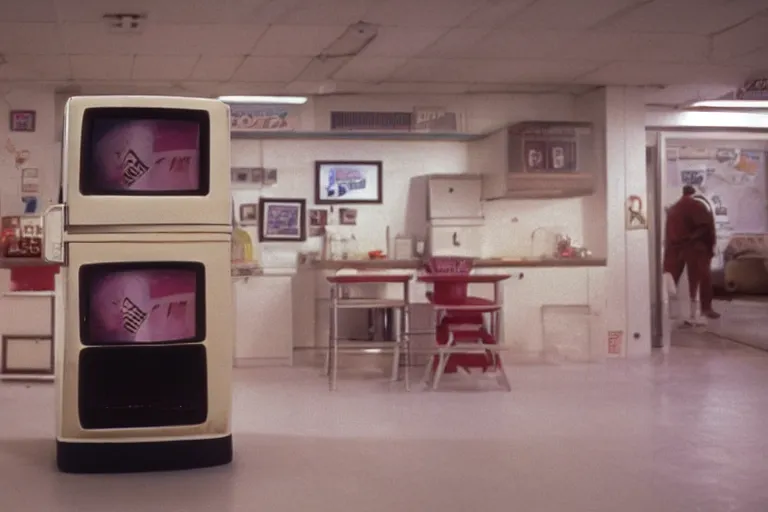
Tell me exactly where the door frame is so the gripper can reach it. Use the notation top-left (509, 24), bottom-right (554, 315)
top-left (648, 128), bottom-right (768, 350)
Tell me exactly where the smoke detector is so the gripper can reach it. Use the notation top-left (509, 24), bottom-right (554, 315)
top-left (102, 13), bottom-right (147, 33)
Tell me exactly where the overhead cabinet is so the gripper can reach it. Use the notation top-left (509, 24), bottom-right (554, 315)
top-left (469, 121), bottom-right (597, 200)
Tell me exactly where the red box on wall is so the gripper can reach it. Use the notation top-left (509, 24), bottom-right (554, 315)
top-left (9, 265), bottom-right (60, 292)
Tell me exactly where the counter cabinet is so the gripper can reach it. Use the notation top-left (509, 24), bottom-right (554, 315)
top-left (294, 265), bottom-right (607, 363)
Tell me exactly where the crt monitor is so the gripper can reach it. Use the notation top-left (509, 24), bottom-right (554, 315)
top-left (62, 96), bottom-right (231, 227)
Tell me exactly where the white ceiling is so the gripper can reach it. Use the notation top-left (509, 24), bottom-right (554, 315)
top-left (0, 0), bottom-right (766, 101)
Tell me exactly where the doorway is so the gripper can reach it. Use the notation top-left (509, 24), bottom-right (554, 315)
top-left (648, 130), bottom-right (768, 350)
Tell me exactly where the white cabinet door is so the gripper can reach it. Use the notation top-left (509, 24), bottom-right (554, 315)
top-left (429, 226), bottom-right (483, 257)
top-left (428, 177), bottom-right (483, 219)
top-left (234, 276), bottom-right (293, 365)
top-left (1, 336), bottom-right (53, 374)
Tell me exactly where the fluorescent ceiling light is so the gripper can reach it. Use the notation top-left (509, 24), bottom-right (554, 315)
top-left (688, 100), bottom-right (768, 109)
top-left (218, 95), bottom-right (308, 105)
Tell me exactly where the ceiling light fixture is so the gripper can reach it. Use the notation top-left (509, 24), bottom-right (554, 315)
top-left (687, 100), bottom-right (768, 110)
top-left (217, 95), bottom-right (308, 105)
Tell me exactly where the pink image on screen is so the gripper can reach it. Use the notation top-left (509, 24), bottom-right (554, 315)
top-left (92, 119), bottom-right (200, 192)
top-left (88, 268), bottom-right (198, 343)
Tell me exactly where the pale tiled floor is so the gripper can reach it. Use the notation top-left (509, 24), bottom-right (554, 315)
top-left (2, 332), bottom-right (768, 512)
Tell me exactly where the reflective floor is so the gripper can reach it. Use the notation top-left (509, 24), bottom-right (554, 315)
top-left (1, 331), bottom-right (767, 512)
top-left (707, 298), bottom-right (768, 351)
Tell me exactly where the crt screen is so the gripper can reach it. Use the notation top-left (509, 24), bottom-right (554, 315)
top-left (87, 119), bottom-right (201, 192)
top-left (83, 266), bottom-right (200, 344)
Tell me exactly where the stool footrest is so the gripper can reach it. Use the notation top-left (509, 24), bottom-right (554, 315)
top-left (438, 343), bottom-right (506, 354)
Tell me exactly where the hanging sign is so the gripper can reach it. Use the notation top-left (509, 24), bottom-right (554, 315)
top-left (230, 105), bottom-right (300, 132)
top-left (412, 107), bottom-right (458, 132)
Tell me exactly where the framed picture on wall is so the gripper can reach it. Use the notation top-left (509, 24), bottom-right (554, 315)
top-left (259, 198), bottom-right (306, 242)
top-left (315, 161), bottom-right (382, 204)
top-left (238, 203), bottom-right (259, 226)
top-left (9, 110), bottom-right (36, 132)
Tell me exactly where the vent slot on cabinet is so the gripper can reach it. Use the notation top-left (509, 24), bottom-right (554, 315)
top-left (79, 345), bottom-right (207, 429)
top-left (330, 111), bottom-right (413, 131)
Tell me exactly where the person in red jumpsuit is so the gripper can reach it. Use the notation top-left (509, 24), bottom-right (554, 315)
top-left (663, 185), bottom-right (720, 321)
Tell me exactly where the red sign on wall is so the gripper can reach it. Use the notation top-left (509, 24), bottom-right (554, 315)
top-left (607, 330), bottom-right (624, 355)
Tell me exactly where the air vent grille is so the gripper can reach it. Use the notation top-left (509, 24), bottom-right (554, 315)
top-left (330, 111), bottom-right (413, 131)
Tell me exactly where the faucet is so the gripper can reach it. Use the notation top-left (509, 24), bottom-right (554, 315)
top-left (530, 226), bottom-right (550, 259)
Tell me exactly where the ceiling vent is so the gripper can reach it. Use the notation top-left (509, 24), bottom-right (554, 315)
top-left (330, 111), bottom-right (413, 131)
top-left (103, 13), bottom-right (147, 33)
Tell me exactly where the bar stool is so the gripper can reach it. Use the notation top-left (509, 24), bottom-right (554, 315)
top-left (420, 257), bottom-right (512, 390)
top-left (324, 270), bottom-right (412, 391)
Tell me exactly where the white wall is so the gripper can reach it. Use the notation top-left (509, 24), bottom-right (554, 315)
top-left (231, 138), bottom-right (468, 266)
top-left (0, 88), bottom-right (58, 217)
top-left (1, 88), bottom-right (654, 359)
top-left (231, 92), bottom-right (607, 265)
top-left (0, 88), bottom-right (57, 340)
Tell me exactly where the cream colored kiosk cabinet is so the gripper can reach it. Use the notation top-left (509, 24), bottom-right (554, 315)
top-left (50, 95), bottom-right (234, 474)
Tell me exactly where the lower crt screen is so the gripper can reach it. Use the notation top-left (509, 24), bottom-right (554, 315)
top-left (78, 344), bottom-right (207, 429)
top-left (83, 266), bottom-right (201, 345)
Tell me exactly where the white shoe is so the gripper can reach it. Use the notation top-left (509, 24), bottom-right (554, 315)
top-left (687, 300), bottom-right (707, 327)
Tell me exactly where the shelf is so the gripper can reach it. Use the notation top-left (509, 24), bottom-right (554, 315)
top-left (231, 130), bottom-right (482, 142)
top-left (334, 298), bottom-right (408, 309)
top-left (3, 291), bottom-right (55, 298)
top-left (0, 374), bottom-right (54, 382)
top-left (333, 341), bottom-right (401, 350)
top-left (0, 258), bottom-right (56, 269)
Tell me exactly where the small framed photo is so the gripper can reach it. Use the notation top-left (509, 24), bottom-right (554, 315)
top-left (308, 208), bottom-right (328, 237)
top-left (251, 167), bottom-right (265, 184)
top-left (231, 167), bottom-right (251, 184)
top-left (264, 168), bottom-right (278, 186)
top-left (9, 110), bottom-right (36, 132)
top-left (339, 207), bottom-right (357, 225)
top-left (239, 202), bottom-right (259, 225)
top-left (259, 198), bottom-right (306, 242)
top-left (315, 161), bottom-right (382, 204)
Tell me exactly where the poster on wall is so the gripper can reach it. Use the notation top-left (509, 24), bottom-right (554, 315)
top-left (664, 144), bottom-right (768, 271)
top-left (607, 330), bottom-right (624, 356)
top-left (411, 107), bottom-right (458, 132)
top-left (626, 195), bottom-right (648, 231)
top-left (20, 168), bottom-right (39, 194)
top-left (314, 161), bottom-right (382, 204)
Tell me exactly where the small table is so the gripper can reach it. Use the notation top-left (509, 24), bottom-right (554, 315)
top-left (325, 273), bottom-right (413, 391)
top-left (417, 273), bottom-right (513, 390)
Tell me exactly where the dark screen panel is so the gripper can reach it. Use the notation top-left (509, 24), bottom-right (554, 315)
top-left (78, 345), bottom-right (208, 429)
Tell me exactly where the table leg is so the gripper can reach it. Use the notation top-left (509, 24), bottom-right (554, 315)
top-left (403, 281), bottom-right (411, 391)
top-left (390, 310), bottom-right (400, 383)
top-left (330, 285), bottom-right (340, 391)
top-left (325, 286), bottom-right (333, 376)
top-left (422, 307), bottom-right (441, 387)
top-left (493, 282), bottom-right (503, 344)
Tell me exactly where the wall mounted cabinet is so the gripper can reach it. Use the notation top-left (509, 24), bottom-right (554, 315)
top-left (469, 122), bottom-right (596, 200)
top-left (427, 175), bottom-right (483, 220)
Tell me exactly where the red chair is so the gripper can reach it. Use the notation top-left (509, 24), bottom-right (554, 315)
top-left (422, 257), bottom-right (504, 383)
